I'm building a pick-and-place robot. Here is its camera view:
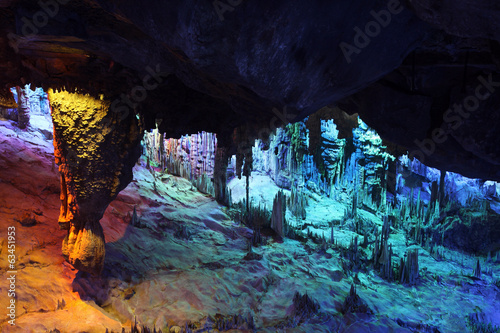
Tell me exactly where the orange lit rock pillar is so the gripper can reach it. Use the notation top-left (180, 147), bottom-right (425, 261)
top-left (49, 90), bottom-right (142, 275)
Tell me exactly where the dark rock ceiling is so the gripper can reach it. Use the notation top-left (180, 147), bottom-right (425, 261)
top-left (1, 0), bottom-right (500, 180)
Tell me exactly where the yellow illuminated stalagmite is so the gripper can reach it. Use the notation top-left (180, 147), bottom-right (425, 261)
top-left (49, 89), bottom-right (141, 275)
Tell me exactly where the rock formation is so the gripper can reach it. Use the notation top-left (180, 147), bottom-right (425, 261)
top-left (49, 90), bottom-right (141, 274)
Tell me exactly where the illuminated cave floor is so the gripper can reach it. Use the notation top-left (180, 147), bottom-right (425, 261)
top-left (0, 118), bottom-right (128, 332)
top-left (1, 118), bottom-right (500, 332)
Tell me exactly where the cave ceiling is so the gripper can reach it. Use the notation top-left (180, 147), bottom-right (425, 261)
top-left (1, 0), bottom-right (500, 180)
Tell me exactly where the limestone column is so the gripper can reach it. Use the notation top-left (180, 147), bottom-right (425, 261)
top-left (49, 90), bottom-right (142, 275)
top-left (15, 85), bottom-right (30, 129)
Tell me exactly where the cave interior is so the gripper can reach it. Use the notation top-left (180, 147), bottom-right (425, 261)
top-left (1, 0), bottom-right (500, 332)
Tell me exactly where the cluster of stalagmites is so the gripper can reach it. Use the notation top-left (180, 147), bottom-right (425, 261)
top-left (38, 87), bottom-right (495, 329)
top-left (340, 213), bottom-right (420, 286)
top-left (103, 314), bottom-right (255, 333)
top-left (154, 117), bottom-right (397, 250)
top-left (143, 129), bottom-right (216, 178)
top-left (142, 129), bottom-right (229, 202)
top-left (340, 284), bottom-right (372, 316)
top-left (277, 292), bottom-right (321, 329)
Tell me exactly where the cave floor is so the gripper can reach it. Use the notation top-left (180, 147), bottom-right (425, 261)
top-left (1, 118), bottom-right (499, 332)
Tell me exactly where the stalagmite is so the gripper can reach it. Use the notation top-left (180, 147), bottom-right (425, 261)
top-left (15, 85), bottom-right (30, 129)
top-left (243, 150), bottom-right (253, 213)
top-left (400, 249), bottom-right (419, 285)
top-left (289, 186), bottom-right (307, 219)
top-left (473, 259), bottom-right (481, 279)
top-left (214, 147), bottom-right (231, 206)
top-left (271, 190), bottom-right (286, 239)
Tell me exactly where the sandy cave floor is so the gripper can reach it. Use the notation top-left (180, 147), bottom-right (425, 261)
top-left (0, 118), bottom-right (499, 332)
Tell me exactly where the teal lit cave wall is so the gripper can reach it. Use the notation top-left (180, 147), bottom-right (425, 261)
top-left (142, 114), bottom-right (500, 258)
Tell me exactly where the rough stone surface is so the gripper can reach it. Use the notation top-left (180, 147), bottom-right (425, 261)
top-left (49, 90), bottom-right (142, 274)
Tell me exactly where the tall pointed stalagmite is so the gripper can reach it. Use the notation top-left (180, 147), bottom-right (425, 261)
top-left (271, 190), bottom-right (286, 239)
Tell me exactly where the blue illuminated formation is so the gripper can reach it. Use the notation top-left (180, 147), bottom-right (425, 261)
top-left (137, 114), bottom-right (500, 332)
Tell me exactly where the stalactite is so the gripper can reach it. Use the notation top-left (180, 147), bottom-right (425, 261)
top-left (351, 190), bottom-right (358, 219)
top-left (430, 180), bottom-right (438, 207)
top-left (142, 131), bottom-right (202, 175)
top-left (159, 132), bottom-right (165, 170)
top-left (245, 165), bottom-right (250, 213)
